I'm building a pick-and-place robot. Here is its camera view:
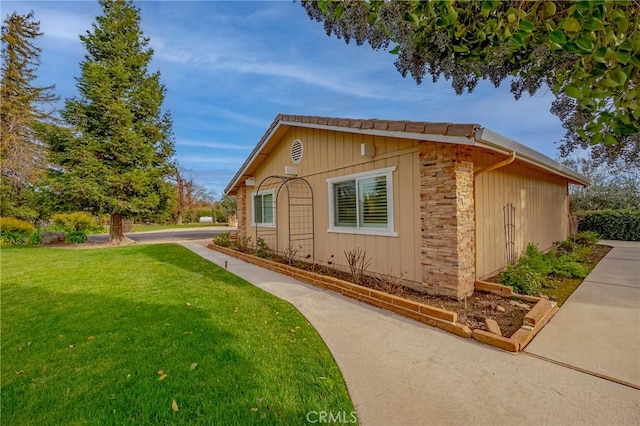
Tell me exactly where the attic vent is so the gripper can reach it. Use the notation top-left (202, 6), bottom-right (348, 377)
top-left (291, 139), bottom-right (303, 164)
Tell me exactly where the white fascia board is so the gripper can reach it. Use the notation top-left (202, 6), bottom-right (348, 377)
top-left (475, 128), bottom-right (590, 186)
top-left (225, 122), bottom-right (285, 195)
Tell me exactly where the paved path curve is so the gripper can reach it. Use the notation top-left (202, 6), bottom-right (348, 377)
top-left (181, 240), bottom-right (639, 426)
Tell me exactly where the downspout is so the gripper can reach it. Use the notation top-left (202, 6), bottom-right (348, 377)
top-left (472, 150), bottom-right (516, 284)
top-left (474, 151), bottom-right (516, 177)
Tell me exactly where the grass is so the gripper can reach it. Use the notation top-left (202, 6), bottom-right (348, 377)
top-left (1, 245), bottom-right (355, 425)
top-left (130, 223), bottom-right (227, 233)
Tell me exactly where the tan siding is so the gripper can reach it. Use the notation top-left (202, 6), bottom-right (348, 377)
top-left (474, 151), bottom-right (570, 279)
top-left (246, 129), bottom-right (422, 284)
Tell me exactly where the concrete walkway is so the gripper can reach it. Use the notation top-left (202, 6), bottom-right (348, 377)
top-left (181, 241), bottom-right (639, 426)
top-left (525, 241), bottom-right (640, 388)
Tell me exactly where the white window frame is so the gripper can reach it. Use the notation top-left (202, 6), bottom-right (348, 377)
top-left (251, 189), bottom-right (276, 228)
top-left (326, 166), bottom-right (397, 237)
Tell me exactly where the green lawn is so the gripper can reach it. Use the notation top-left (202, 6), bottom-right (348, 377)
top-left (1, 245), bottom-right (355, 425)
top-left (130, 223), bottom-right (228, 233)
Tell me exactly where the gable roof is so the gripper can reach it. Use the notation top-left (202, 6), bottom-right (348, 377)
top-left (225, 114), bottom-right (589, 194)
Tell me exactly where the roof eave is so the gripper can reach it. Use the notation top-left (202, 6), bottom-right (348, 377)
top-left (474, 128), bottom-right (590, 186)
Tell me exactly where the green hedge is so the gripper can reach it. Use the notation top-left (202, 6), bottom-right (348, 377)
top-left (577, 209), bottom-right (640, 241)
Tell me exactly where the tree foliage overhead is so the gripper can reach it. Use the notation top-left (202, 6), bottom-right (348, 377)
top-left (47, 0), bottom-right (174, 243)
top-left (1, 11), bottom-right (57, 219)
top-left (301, 0), bottom-right (640, 165)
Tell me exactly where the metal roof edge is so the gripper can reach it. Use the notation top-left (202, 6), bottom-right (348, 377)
top-left (474, 128), bottom-right (590, 186)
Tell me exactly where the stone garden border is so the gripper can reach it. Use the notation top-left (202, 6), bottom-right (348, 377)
top-left (208, 244), bottom-right (558, 352)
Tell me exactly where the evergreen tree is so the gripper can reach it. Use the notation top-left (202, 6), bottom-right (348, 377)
top-left (0, 11), bottom-right (57, 220)
top-left (48, 0), bottom-right (175, 244)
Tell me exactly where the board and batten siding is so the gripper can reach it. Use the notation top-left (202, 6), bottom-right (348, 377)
top-left (243, 126), bottom-right (423, 285)
top-left (474, 150), bottom-right (570, 279)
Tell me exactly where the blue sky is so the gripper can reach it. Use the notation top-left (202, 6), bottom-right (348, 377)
top-left (4, 0), bottom-right (568, 195)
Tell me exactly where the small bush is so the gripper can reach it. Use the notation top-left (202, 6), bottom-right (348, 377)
top-left (65, 231), bottom-right (88, 244)
top-left (571, 230), bottom-right (600, 245)
top-left (0, 231), bottom-right (28, 245)
top-left (233, 236), bottom-right (252, 253)
top-left (499, 239), bottom-right (593, 295)
top-left (40, 231), bottom-right (66, 245)
top-left (255, 237), bottom-right (272, 258)
top-left (213, 232), bottom-right (231, 247)
top-left (344, 248), bottom-right (371, 285)
top-left (28, 230), bottom-right (42, 245)
top-left (0, 217), bottom-right (36, 235)
top-left (551, 255), bottom-right (589, 278)
top-left (499, 264), bottom-right (544, 295)
top-left (0, 217), bottom-right (36, 245)
top-left (577, 209), bottom-right (640, 241)
top-left (53, 212), bottom-right (97, 232)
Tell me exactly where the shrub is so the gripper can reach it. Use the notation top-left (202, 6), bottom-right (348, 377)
top-left (233, 236), bottom-right (252, 253)
top-left (518, 243), bottom-right (552, 276)
top-left (499, 239), bottom-right (592, 295)
top-left (52, 212), bottom-right (97, 232)
top-left (28, 230), bottom-right (42, 245)
top-left (577, 209), bottom-right (640, 241)
top-left (499, 264), bottom-right (544, 295)
top-left (0, 217), bottom-right (36, 245)
top-left (571, 231), bottom-right (600, 246)
top-left (213, 232), bottom-right (231, 247)
top-left (344, 248), bottom-right (371, 285)
top-left (255, 237), bottom-right (272, 258)
top-left (65, 231), bottom-right (88, 244)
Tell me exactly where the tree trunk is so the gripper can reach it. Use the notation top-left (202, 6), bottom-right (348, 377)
top-left (176, 210), bottom-right (183, 225)
top-left (109, 212), bottom-right (133, 245)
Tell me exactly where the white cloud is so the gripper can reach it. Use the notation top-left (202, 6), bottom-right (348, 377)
top-left (205, 106), bottom-right (271, 128)
top-left (178, 154), bottom-right (246, 165)
top-left (176, 139), bottom-right (252, 150)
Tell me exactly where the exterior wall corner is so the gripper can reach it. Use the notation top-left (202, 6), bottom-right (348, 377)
top-left (236, 186), bottom-right (247, 238)
top-left (420, 143), bottom-right (476, 299)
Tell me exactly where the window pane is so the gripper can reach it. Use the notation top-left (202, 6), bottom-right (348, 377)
top-left (254, 194), bottom-right (263, 224)
top-left (358, 176), bottom-right (387, 228)
top-left (334, 180), bottom-right (356, 226)
top-left (263, 193), bottom-right (273, 223)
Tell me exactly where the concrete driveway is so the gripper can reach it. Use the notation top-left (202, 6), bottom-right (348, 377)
top-left (525, 240), bottom-right (640, 388)
top-left (182, 241), bottom-right (639, 426)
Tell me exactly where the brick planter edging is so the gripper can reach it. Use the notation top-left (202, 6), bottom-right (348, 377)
top-left (474, 280), bottom-right (559, 351)
top-left (207, 244), bottom-right (557, 352)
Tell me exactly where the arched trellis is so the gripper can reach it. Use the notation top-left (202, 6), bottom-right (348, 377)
top-left (254, 176), bottom-right (314, 264)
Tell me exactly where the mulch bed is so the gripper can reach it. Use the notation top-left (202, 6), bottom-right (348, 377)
top-left (263, 254), bottom-right (532, 337)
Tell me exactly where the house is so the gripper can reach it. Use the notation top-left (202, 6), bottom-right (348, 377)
top-left (224, 114), bottom-right (588, 300)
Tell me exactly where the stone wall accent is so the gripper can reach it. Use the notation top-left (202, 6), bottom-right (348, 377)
top-left (236, 185), bottom-right (247, 238)
top-left (420, 143), bottom-right (476, 299)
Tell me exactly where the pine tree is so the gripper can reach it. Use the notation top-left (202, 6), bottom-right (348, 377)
top-left (0, 11), bottom-right (57, 219)
top-left (48, 0), bottom-right (175, 244)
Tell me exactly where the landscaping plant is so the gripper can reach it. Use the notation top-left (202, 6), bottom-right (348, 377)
top-left (0, 217), bottom-right (36, 245)
top-left (499, 237), bottom-right (596, 295)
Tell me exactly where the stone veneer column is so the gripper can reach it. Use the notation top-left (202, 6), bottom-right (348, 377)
top-left (420, 143), bottom-right (475, 300)
top-left (236, 185), bottom-right (247, 238)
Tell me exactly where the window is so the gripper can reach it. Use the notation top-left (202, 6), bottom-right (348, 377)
top-left (327, 166), bottom-right (396, 236)
top-left (252, 191), bottom-right (275, 226)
